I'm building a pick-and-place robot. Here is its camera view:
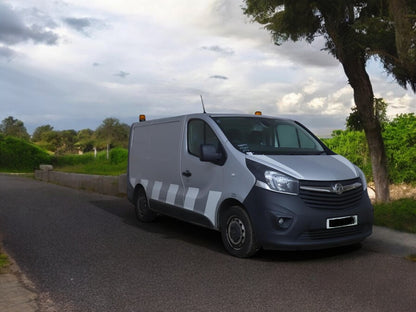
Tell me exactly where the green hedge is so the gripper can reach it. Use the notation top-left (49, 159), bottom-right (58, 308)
top-left (109, 147), bottom-right (128, 165)
top-left (54, 148), bottom-right (128, 167)
top-left (53, 152), bottom-right (95, 167)
top-left (0, 135), bottom-right (52, 172)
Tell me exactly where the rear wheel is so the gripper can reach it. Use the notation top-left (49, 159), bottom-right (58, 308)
top-left (135, 189), bottom-right (156, 222)
top-left (220, 206), bottom-right (259, 258)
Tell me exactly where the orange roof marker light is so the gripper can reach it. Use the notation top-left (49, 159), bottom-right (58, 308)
top-left (139, 114), bottom-right (146, 122)
top-left (254, 111), bottom-right (262, 116)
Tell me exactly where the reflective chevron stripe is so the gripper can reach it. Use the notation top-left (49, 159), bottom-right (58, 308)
top-left (145, 180), bottom-right (222, 226)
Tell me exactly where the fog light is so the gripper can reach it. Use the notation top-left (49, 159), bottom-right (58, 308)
top-left (276, 216), bottom-right (292, 229)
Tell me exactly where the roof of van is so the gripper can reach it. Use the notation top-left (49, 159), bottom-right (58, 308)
top-left (208, 113), bottom-right (290, 119)
top-left (131, 113), bottom-right (294, 126)
top-left (146, 113), bottom-right (294, 120)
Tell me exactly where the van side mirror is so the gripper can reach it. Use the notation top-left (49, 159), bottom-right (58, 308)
top-left (200, 144), bottom-right (223, 163)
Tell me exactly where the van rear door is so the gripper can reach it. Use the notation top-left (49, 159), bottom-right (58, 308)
top-left (130, 119), bottom-right (184, 208)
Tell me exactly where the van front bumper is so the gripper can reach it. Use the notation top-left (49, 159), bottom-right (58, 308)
top-left (243, 186), bottom-right (374, 251)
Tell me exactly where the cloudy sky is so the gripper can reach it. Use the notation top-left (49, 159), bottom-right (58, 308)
top-left (1, 0), bottom-right (415, 136)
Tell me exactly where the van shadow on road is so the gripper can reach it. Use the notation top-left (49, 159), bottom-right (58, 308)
top-left (90, 198), bottom-right (366, 262)
top-left (89, 198), bottom-right (225, 255)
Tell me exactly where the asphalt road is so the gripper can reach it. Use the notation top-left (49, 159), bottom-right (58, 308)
top-left (1, 174), bottom-right (416, 312)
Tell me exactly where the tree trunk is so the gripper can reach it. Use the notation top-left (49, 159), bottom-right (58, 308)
top-left (340, 55), bottom-right (390, 202)
top-left (323, 13), bottom-right (391, 202)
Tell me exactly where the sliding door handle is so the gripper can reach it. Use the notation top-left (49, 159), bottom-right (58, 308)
top-left (182, 170), bottom-right (192, 177)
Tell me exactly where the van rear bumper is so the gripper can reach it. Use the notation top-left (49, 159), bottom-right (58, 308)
top-left (243, 186), bottom-right (373, 251)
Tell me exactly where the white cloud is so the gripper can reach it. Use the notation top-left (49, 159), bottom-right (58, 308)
top-left (303, 78), bottom-right (319, 94)
top-left (276, 93), bottom-right (304, 113)
top-left (386, 94), bottom-right (415, 117)
top-left (307, 97), bottom-right (325, 110)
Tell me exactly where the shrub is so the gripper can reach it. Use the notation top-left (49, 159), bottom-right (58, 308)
top-left (53, 148), bottom-right (127, 175)
top-left (109, 147), bottom-right (128, 165)
top-left (383, 114), bottom-right (416, 184)
top-left (0, 135), bottom-right (52, 172)
top-left (323, 130), bottom-right (372, 181)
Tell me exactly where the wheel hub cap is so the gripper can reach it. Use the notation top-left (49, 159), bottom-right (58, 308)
top-left (227, 217), bottom-right (245, 247)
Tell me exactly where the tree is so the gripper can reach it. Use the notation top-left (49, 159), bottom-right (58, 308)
top-left (346, 98), bottom-right (389, 131)
top-left (32, 125), bottom-right (54, 142)
top-left (243, 0), bottom-right (416, 202)
top-left (0, 116), bottom-right (30, 140)
top-left (42, 131), bottom-right (61, 153)
top-left (76, 129), bottom-right (95, 153)
top-left (95, 118), bottom-right (129, 149)
top-left (387, 0), bottom-right (416, 90)
top-left (57, 130), bottom-right (77, 154)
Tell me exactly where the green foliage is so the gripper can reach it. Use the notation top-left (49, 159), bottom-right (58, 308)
top-left (32, 124), bottom-right (54, 142)
top-left (346, 98), bottom-right (389, 131)
top-left (324, 113), bottom-right (416, 184)
top-left (243, 0), bottom-right (416, 90)
top-left (0, 249), bottom-right (10, 271)
top-left (0, 135), bottom-right (52, 172)
top-left (76, 128), bottom-right (95, 153)
top-left (0, 116), bottom-right (30, 140)
top-left (31, 117), bottom-right (129, 154)
top-left (54, 148), bottom-right (128, 176)
top-left (323, 130), bottom-right (372, 180)
top-left (56, 129), bottom-right (78, 155)
top-left (33, 126), bottom-right (79, 155)
top-left (53, 152), bottom-right (95, 167)
top-left (374, 198), bottom-right (416, 233)
top-left (95, 117), bottom-right (129, 149)
top-left (109, 147), bottom-right (128, 165)
top-left (383, 113), bottom-right (416, 183)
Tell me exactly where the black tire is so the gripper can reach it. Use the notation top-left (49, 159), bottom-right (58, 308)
top-left (135, 188), bottom-right (156, 222)
top-left (220, 206), bottom-right (260, 258)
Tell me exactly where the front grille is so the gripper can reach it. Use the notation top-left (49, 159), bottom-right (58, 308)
top-left (299, 224), bottom-right (364, 240)
top-left (299, 178), bottom-right (363, 209)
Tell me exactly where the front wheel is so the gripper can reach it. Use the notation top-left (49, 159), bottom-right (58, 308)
top-left (220, 206), bottom-right (260, 258)
top-left (135, 189), bottom-right (156, 222)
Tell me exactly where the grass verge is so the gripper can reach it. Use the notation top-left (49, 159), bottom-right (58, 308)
top-left (373, 198), bottom-right (416, 233)
top-left (0, 248), bottom-right (10, 273)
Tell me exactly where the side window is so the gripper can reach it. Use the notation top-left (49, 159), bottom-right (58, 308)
top-left (298, 131), bottom-right (316, 149)
top-left (188, 119), bottom-right (204, 157)
top-left (188, 119), bottom-right (221, 158)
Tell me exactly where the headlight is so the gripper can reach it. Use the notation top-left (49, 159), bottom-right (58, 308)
top-left (355, 166), bottom-right (367, 191)
top-left (246, 159), bottom-right (299, 195)
top-left (264, 171), bottom-right (299, 195)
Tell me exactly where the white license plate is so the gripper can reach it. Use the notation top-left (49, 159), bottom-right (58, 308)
top-left (326, 215), bottom-right (358, 229)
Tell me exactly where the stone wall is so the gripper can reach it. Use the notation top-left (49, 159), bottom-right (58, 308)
top-left (35, 168), bottom-right (127, 196)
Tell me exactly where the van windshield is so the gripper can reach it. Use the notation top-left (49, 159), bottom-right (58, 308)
top-left (212, 117), bottom-right (326, 155)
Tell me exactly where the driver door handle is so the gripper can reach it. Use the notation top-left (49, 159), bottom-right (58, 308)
top-left (182, 170), bottom-right (192, 177)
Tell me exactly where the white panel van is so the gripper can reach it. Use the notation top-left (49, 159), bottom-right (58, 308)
top-left (127, 113), bottom-right (373, 257)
